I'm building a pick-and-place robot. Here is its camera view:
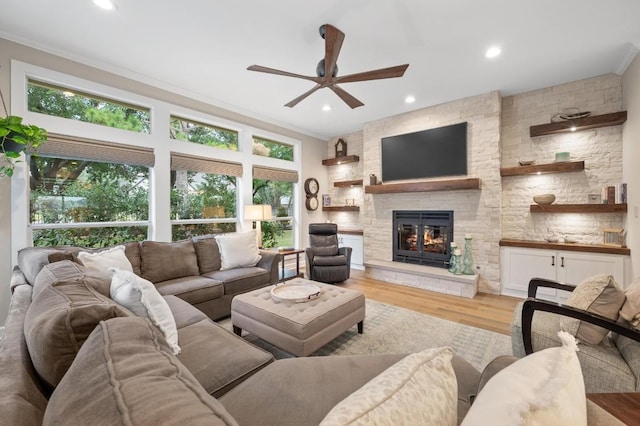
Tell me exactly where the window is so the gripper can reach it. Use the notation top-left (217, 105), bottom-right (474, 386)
top-left (170, 153), bottom-right (241, 240)
top-left (27, 80), bottom-right (151, 133)
top-left (170, 116), bottom-right (238, 151)
top-left (252, 136), bottom-right (294, 161)
top-left (252, 166), bottom-right (298, 248)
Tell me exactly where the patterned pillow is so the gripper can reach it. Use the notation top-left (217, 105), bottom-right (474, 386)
top-left (462, 331), bottom-right (586, 426)
top-left (564, 274), bottom-right (625, 345)
top-left (319, 347), bottom-right (457, 426)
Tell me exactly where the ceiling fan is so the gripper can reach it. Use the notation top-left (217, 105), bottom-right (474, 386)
top-left (247, 24), bottom-right (409, 109)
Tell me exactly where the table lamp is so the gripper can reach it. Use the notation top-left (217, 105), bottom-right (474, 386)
top-left (244, 204), bottom-right (272, 247)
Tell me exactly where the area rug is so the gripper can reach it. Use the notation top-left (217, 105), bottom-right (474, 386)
top-left (220, 299), bottom-right (513, 372)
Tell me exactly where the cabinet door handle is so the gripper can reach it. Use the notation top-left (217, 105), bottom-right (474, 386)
top-left (561, 257), bottom-right (565, 268)
top-left (551, 255), bottom-right (555, 266)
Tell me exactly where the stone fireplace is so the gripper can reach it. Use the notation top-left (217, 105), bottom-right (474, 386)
top-left (393, 210), bottom-right (453, 268)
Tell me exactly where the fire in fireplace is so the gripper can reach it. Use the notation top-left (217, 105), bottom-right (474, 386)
top-left (393, 210), bottom-right (454, 268)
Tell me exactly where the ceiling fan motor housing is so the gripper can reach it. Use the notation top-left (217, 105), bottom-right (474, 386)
top-left (316, 59), bottom-right (338, 78)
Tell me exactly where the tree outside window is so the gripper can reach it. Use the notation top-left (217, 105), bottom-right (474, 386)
top-left (252, 178), bottom-right (294, 248)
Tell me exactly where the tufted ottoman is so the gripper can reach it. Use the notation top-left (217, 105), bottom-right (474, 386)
top-left (231, 278), bottom-right (365, 357)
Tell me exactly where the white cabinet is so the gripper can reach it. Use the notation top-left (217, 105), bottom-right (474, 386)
top-left (338, 233), bottom-right (364, 270)
top-left (501, 247), bottom-right (626, 302)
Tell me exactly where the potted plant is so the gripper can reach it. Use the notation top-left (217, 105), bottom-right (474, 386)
top-left (0, 115), bottom-right (47, 177)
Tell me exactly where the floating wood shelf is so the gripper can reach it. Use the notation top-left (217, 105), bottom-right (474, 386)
top-left (365, 178), bottom-right (481, 194)
top-left (500, 161), bottom-right (585, 177)
top-left (322, 155), bottom-right (360, 166)
top-left (530, 111), bottom-right (627, 137)
top-left (334, 179), bottom-right (363, 188)
top-left (500, 239), bottom-right (630, 256)
top-left (322, 206), bottom-right (360, 212)
top-left (530, 203), bottom-right (627, 213)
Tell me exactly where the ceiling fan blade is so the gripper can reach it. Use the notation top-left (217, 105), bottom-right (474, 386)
top-left (285, 84), bottom-right (323, 108)
top-left (329, 85), bottom-right (364, 109)
top-left (335, 64), bottom-right (409, 84)
top-left (323, 24), bottom-right (345, 78)
top-left (247, 65), bottom-right (321, 83)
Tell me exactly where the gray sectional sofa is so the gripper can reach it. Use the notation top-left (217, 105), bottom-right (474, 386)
top-left (0, 236), bottom-right (624, 425)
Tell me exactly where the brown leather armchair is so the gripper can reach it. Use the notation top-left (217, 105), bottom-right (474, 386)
top-left (305, 223), bottom-right (352, 283)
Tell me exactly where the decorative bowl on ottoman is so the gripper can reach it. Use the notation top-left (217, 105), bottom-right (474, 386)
top-left (533, 194), bottom-right (556, 205)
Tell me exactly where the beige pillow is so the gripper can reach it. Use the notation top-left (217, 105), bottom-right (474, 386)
top-left (564, 274), bottom-right (625, 345)
top-left (215, 231), bottom-right (262, 271)
top-left (462, 331), bottom-right (585, 425)
top-left (43, 317), bottom-right (237, 426)
top-left (320, 347), bottom-right (457, 426)
top-left (619, 276), bottom-right (640, 326)
top-left (77, 245), bottom-right (133, 275)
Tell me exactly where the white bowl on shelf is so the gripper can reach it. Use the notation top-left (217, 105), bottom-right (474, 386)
top-left (533, 194), bottom-right (556, 205)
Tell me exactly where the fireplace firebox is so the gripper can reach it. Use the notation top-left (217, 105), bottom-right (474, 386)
top-left (393, 210), bottom-right (453, 268)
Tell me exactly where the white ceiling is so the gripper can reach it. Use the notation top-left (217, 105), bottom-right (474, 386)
top-left (1, 0), bottom-right (640, 140)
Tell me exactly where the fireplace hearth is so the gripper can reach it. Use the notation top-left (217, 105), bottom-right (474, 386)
top-left (393, 210), bottom-right (453, 268)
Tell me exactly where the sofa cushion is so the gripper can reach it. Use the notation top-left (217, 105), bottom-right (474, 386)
top-left (193, 234), bottom-right (222, 274)
top-left (24, 260), bottom-right (131, 388)
top-left (32, 257), bottom-right (112, 299)
top-left (320, 347), bottom-right (457, 426)
top-left (164, 295), bottom-right (209, 329)
top-left (77, 245), bottom-right (133, 275)
top-left (462, 331), bottom-right (586, 426)
top-left (215, 231), bottom-right (261, 271)
top-left (111, 268), bottom-right (181, 354)
top-left (618, 276), bottom-right (640, 326)
top-left (43, 317), bottom-right (238, 426)
top-left (203, 267), bottom-right (270, 295)
top-left (177, 319), bottom-right (273, 398)
top-left (565, 274), bottom-right (625, 345)
top-left (17, 247), bottom-right (75, 286)
top-left (140, 240), bottom-right (200, 283)
top-left (155, 276), bottom-right (224, 305)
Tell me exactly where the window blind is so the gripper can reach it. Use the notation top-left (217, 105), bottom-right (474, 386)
top-left (170, 152), bottom-right (243, 177)
top-left (252, 165), bottom-right (299, 182)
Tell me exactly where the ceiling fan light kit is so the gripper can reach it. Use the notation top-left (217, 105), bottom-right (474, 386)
top-left (247, 24), bottom-right (409, 109)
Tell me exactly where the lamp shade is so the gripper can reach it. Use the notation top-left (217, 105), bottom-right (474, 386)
top-left (244, 204), bottom-right (273, 221)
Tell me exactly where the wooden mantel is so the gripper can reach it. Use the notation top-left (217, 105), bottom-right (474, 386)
top-left (365, 178), bottom-right (481, 194)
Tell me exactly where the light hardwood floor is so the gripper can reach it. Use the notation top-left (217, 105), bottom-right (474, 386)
top-left (341, 269), bottom-right (522, 336)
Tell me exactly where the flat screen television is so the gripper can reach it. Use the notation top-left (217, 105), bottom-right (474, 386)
top-left (381, 122), bottom-right (467, 182)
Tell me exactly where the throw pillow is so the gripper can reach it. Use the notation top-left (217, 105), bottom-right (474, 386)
top-left (43, 317), bottom-right (237, 426)
top-left (110, 268), bottom-right (181, 355)
top-left (461, 331), bottom-right (586, 426)
top-left (319, 347), bottom-right (457, 426)
top-left (215, 231), bottom-right (262, 271)
top-left (140, 240), bottom-right (200, 283)
top-left (77, 245), bottom-right (133, 275)
top-left (564, 274), bottom-right (625, 345)
top-left (619, 276), bottom-right (640, 327)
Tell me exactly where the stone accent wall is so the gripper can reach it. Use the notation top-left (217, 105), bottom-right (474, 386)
top-left (362, 91), bottom-right (502, 293)
top-left (326, 130), bottom-right (364, 229)
top-left (501, 74), bottom-right (624, 244)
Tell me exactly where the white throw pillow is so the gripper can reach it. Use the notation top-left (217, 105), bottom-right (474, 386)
top-left (461, 331), bottom-right (586, 426)
top-left (215, 231), bottom-right (262, 271)
top-left (320, 347), bottom-right (457, 426)
top-left (110, 268), bottom-right (181, 355)
top-left (78, 245), bottom-right (133, 275)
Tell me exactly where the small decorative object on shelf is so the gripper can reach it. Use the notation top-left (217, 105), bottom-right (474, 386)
top-left (322, 194), bottom-right (331, 206)
top-left (462, 235), bottom-right (474, 275)
top-left (453, 249), bottom-right (463, 275)
top-left (335, 138), bottom-right (347, 157)
top-left (603, 228), bottom-right (625, 247)
top-left (369, 174), bottom-right (377, 185)
top-left (533, 194), bottom-right (556, 205)
top-left (555, 152), bottom-right (570, 162)
top-left (448, 242), bottom-right (457, 273)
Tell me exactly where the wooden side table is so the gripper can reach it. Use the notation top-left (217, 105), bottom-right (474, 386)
top-left (274, 249), bottom-right (305, 281)
top-left (587, 392), bottom-right (640, 424)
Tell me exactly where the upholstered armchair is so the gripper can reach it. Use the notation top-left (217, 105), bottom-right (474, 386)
top-left (511, 277), bottom-right (640, 393)
top-left (305, 223), bottom-right (352, 284)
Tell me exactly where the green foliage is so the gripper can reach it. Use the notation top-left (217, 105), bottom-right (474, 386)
top-left (170, 117), bottom-right (238, 150)
top-left (0, 115), bottom-right (48, 178)
top-left (260, 221), bottom-right (285, 248)
top-left (33, 227), bottom-right (148, 248)
top-left (252, 137), bottom-right (293, 161)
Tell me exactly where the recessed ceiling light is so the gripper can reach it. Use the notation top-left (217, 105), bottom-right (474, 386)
top-left (322, 105), bottom-right (331, 111)
top-left (485, 46), bottom-right (501, 59)
top-left (93, 0), bottom-right (117, 11)
top-left (405, 95), bottom-right (416, 104)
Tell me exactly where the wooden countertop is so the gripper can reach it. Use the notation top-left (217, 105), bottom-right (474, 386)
top-left (499, 239), bottom-right (630, 255)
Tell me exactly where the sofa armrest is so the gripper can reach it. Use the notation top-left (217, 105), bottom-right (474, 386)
top-left (527, 277), bottom-right (576, 298)
top-left (10, 266), bottom-right (30, 294)
top-left (258, 250), bottom-right (282, 284)
top-left (521, 298), bottom-right (640, 355)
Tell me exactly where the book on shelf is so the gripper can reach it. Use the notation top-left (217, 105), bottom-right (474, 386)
top-left (607, 186), bottom-right (615, 205)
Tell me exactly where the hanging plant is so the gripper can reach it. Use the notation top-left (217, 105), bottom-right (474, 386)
top-left (0, 115), bottom-right (48, 177)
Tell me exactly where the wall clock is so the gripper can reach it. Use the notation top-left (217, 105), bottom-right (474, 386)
top-left (305, 196), bottom-right (319, 211)
top-left (304, 177), bottom-right (319, 196)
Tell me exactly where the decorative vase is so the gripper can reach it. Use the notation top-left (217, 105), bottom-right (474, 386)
top-left (448, 242), bottom-right (457, 273)
top-left (453, 249), bottom-right (463, 275)
top-left (462, 236), bottom-right (474, 275)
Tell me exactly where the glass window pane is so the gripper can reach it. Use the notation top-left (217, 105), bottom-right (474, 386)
top-left (33, 226), bottom-right (148, 247)
top-left (27, 80), bottom-right (150, 133)
top-left (170, 116), bottom-right (238, 151)
top-left (252, 137), bottom-right (294, 161)
top-left (252, 178), bottom-right (294, 248)
top-left (172, 223), bottom-right (237, 241)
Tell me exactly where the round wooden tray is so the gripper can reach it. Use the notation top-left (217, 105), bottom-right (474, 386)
top-left (271, 281), bottom-right (321, 303)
